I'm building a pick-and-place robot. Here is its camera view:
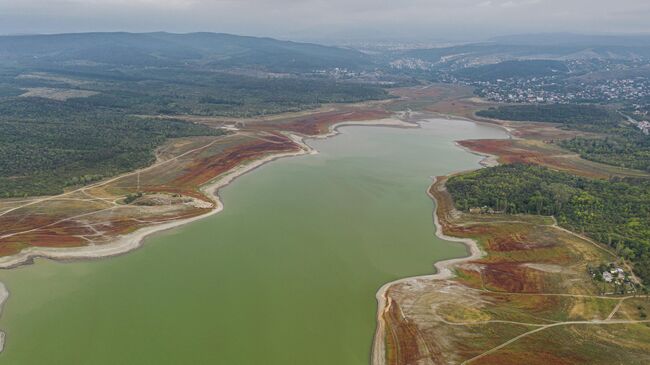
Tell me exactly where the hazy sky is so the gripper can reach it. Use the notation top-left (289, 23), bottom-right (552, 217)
top-left (1, 0), bottom-right (649, 41)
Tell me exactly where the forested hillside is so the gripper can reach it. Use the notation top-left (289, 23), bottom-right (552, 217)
top-left (0, 99), bottom-right (223, 197)
top-left (2, 70), bottom-right (385, 116)
top-left (560, 131), bottom-right (650, 172)
top-left (476, 104), bottom-right (621, 128)
top-left (0, 32), bottom-right (373, 72)
top-left (447, 164), bottom-right (650, 283)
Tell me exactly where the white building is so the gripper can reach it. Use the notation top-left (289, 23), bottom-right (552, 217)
top-left (603, 272), bottom-right (613, 283)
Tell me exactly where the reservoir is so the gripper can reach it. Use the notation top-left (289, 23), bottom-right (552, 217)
top-left (0, 118), bottom-right (506, 364)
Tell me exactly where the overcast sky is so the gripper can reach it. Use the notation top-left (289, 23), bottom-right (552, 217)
top-left (1, 0), bottom-right (650, 42)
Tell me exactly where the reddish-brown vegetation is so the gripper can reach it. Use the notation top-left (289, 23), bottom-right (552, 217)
top-left (173, 135), bottom-right (299, 188)
top-left (485, 231), bottom-right (561, 252)
top-left (459, 139), bottom-right (537, 164)
top-left (250, 109), bottom-right (390, 135)
top-left (480, 263), bottom-right (548, 293)
top-left (383, 295), bottom-right (445, 364)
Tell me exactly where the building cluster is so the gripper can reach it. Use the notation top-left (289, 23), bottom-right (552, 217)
top-left (588, 263), bottom-right (638, 295)
top-left (469, 76), bottom-right (650, 105)
top-left (637, 120), bottom-right (650, 135)
top-left (627, 107), bottom-right (650, 134)
top-left (602, 267), bottom-right (625, 283)
top-left (312, 68), bottom-right (399, 86)
top-left (636, 120), bottom-right (650, 136)
top-left (468, 206), bottom-right (503, 214)
top-left (389, 58), bottom-right (434, 71)
top-left (313, 67), bottom-right (358, 78)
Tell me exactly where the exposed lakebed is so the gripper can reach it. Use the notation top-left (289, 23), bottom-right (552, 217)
top-left (0, 118), bottom-right (506, 364)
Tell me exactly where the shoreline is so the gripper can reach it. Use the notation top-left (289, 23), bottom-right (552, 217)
top-left (428, 111), bottom-right (516, 137)
top-left (370, 121), bottom-right (509, 365)
top-left (369, 178), bottom-right (487, 365)
top-left (454, 141), bottom-right (500, 167)
top-left (0, 116), bottom-right (416, 352)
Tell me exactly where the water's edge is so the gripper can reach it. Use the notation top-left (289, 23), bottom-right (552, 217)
top-left (370, 126), bottom-right (508, 365)
top-left (0, 117), bottom-right (415, 352)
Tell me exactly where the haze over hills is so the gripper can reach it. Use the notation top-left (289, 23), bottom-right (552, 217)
top-left (3, 31), bottom-right (650, 77)
top-left (490, 33), bottom-right (650, 47)
top-left (400, 37), bottom-right (650, 66)
top-left (0, 32), bottom-right (373, 72)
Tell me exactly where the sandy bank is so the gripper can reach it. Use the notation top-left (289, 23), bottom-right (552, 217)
top-left (317, 117), bottom-right (417, 139)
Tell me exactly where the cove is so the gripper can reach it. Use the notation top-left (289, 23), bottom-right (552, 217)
top-left (0, 118), bottom-right (506, 364)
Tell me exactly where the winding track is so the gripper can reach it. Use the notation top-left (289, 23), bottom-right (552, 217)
top-left (0, 135), bottom-right (226, 220)
top-left (0, 133), bottom-right (250, 245)
top-left (461, 318), bottom-right (650, 364)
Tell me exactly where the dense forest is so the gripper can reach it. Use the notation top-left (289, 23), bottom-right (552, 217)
top-left (559, 128), bottom-right (650, 172)
top-left (0, 99), bottom-right (224, 197)
top-left (477, 104), bottom-right (650, 172)
top-left (83, 68), bottom-right (386, 116)
top-left (0, 67), bottom-right (389, 118)
top-left (476, 104), bottom-right (621, 128)
top-left (447, 164), bottom-right (650, 284)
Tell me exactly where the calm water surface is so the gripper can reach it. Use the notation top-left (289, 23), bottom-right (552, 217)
top-left (0, 119), bottom-right (505, 364)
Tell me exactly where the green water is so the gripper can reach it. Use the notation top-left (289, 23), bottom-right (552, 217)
top-left (0, 119), bottom-right (505, 365)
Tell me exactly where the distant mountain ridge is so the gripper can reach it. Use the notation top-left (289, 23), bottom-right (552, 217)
top-left (490, 33), bottom-right (650, 47)
top-left (391, 33), bottom-right (650, 75)
top-left (0, 32), bottom-right (373, 72)
top-left (403, 42), bottom-right (650, 64)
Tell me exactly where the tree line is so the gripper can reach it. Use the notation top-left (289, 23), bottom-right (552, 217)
top-left (0, 99), bottom-right (223, 197)
top-left (447, 164), bottom-right (650, 284)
